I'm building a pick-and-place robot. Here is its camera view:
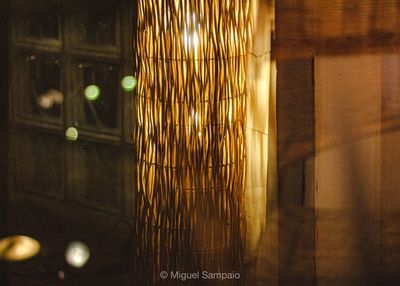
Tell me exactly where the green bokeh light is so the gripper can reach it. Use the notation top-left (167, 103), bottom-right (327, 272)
top-left (84, 85), bottom-right (100, 101)
top-left (65, 127), bottom-right (78, 141)
top-left (121, 76), bottom-right (137, 92)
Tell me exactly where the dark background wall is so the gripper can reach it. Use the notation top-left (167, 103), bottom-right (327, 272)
top-left (0, 0), bottom-right (10, 207)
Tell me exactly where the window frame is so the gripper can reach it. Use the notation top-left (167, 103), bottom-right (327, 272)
top-left (9, 0), bottom-right (136, 217)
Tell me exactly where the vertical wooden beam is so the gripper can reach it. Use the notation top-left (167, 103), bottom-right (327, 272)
top-left (276, 58), bottom-right (316, 286)
top-left (380, 54), bottom-right (400, 284)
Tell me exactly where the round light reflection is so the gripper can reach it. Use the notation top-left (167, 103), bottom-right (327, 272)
top-left (0, 235), bottom-right (41, 262)
top-left (121, 76), bottom-right (137, 92)
top-left (65, 127), bottom-right (78, 141)
top-left (37, 95), bottom-right (54, 110)
top-left (84, 85), bottom-right (101, 101)
top-left (65, 241), bottom-right (90, 268)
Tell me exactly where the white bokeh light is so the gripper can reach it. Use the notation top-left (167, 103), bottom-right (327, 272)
top-left (65, 241), bottom-right (90, 268)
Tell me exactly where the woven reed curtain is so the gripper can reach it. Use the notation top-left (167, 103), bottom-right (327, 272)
top-left (134, 0), bottom-right (252, 283)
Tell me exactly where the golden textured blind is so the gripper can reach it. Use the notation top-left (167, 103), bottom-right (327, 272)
top-left (134, 0), bottom-right (252, 282)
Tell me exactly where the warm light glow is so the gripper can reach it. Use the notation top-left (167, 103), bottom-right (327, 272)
top-left (135, 0), bottom-right (251, 277)
top-left (194, 110), bottom-right (199, 127)
top-left (37, 95), bottom-right (53, 109)
top-left (65, 241), bottom-right (90, 268)
top-left (84, 85), bottom-right (100, 101)
top-left (184, 29), bottom-right (199, 50)
top-left (0, 235), bottom-right (40, 261)
top-left (183, 13), bottom-right (200, 58)
top-left (121, 75), bottom-right (137, 91)
top-left (65, 127), bottom-right (78, 141)
top-left (37, 89), bottom-right (64, 110)
top-left (193, 31), bottom-right (199, 48)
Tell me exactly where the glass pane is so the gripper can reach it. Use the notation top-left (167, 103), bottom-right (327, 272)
top-left (16, 0), bottom-right (60, 40)
top-left (15, 131), bottom-right (64, 199)
top-left (71, 0), bottom-right (117, 47)
top-left (21, 54), bottom-right (63, 121)
top-left (74, 62), bottom-right (119, 130)
top-left (125, 89), bottom-right (135, 142)
top-left (71, 142), bottom-right (121, 212)
top-left (121, 70), bottom-right (137, 143)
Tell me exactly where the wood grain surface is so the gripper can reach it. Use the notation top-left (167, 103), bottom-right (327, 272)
top-left (275, 0), bottom-right (400, 58)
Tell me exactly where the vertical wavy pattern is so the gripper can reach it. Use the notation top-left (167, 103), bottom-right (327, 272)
top-left (134, 0), bottom-right (251, 283)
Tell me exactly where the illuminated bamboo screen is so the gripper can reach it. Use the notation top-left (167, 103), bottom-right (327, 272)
top-left (134, 0), bottom-right (251, 279)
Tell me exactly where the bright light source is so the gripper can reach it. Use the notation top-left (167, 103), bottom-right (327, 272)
top-left (0, 235), bottom-right (40, 262)
top-left (65, 127), bottom-right (78, 141)
top-left (184, 13), bottom-right (200, 51)
top-left (84, 85), bottom-right (101, 101)
top-left (65, 241), bottom-right (90, 268)
top-left (184, 30), bottom-right (199, 50)
top-left (193, 31), bottom-right (199, 48)
top-left (121, 75), bottom-right (137, 92)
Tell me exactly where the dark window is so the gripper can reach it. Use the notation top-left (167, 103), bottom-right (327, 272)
top-left (10, 0), bottom-right (136, 216)
top-left (21, 53), bottom-right (62, 120)
top-left (70, 0), bottom-right (119, 52)
top-left (15, 0), bottom-right (61, 41)
top-left (71, 143), bottom-right (121, 213)
top-left (15, 131), bottom-right (64, 199)
top-left (73, 62), bottom-right (119, 130)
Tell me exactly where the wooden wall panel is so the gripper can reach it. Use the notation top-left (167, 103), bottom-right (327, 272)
top-left (276, 0), bottom-right (400, 58)
top-left (315, 54), bottom-right (382, 286)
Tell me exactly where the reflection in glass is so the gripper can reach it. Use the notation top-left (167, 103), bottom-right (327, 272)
top-left (74, 63), bottom-right (119, 130)
top-left (66, 127), bottom-right (79, 141)
top-left (22, 54), bottom-right (62, 120)
top-left (71, 0), bottom-right (117, 47)
top-left (84, 84), bottom-right (101, 101)
top-left (36, 89), bottom-right (63, 110)
top-left (121, 70), bottom-right (136, 143)
top-left (71, 143), bottom-right (121, 212)
top-left (29, 10), bottom-right (59, 40)
top-left (121, 75), bottom-right (137, 92)
top-left (15, 131), bottom-right (64, 199)
top-left (16, 0), bottom-right (60, 40)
